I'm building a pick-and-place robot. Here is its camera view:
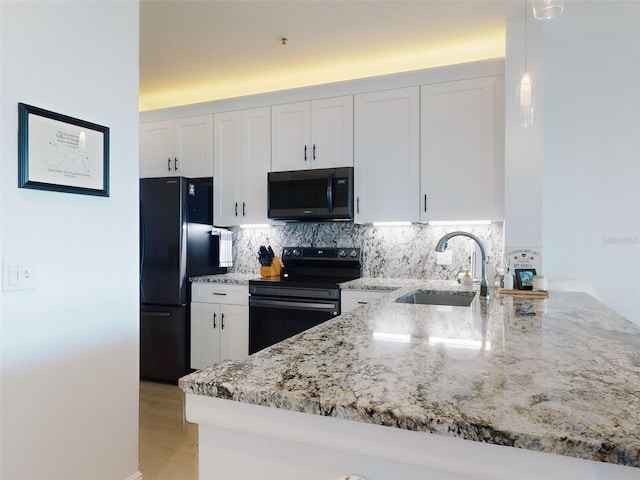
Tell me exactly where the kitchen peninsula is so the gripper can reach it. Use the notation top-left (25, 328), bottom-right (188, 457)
top-left (180, 280), bottom-right (640, 480)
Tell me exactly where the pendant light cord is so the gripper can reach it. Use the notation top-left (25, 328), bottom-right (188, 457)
top-left (524, 0), bottom-right (528, 72)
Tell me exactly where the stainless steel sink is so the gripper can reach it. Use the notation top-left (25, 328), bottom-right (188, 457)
top-left (394, 290), bottom-right (476, 307)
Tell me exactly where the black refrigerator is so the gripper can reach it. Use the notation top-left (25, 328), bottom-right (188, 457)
top-left (140, 176), bottom-right (227, 382)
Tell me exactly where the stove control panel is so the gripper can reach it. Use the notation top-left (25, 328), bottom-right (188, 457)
top-left (282, 247), bottom-right (361, 262)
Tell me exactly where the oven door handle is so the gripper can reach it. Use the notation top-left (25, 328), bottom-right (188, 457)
top-left (250, 297), bottom-right (338, 312)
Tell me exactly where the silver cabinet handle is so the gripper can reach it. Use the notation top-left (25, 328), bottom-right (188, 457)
top-left (357, 197), bottom-right (360, 214)
top-left (424, 194), bottom-right (427, 212)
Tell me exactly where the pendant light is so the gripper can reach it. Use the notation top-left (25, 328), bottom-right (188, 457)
top-left (517, 0), bottom-right (534, 127)
top-left (532, 0), bottom-right (564, 20)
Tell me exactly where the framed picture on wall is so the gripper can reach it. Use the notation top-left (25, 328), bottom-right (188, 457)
top-left (515, 268), bottom-right (537, 290)
top-left (18, 103), bottom-right (110, 197)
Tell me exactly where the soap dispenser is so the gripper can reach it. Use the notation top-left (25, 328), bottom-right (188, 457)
top-left (461, 269), bottom-right (473, 287)
top-left (503, 266), bottom-right (514, 290)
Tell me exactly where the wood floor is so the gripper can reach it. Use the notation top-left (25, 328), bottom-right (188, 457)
top-left (139, 381), bottom-right (198, 480)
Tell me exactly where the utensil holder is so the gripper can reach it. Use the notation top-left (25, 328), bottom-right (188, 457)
top-left (260, 256), bottom-right (283, 278)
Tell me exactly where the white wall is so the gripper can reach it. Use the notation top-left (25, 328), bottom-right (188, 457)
top-left (0, 2), bottom-right (140, 479)
top-left (505, 1), bottom-right (640, 324)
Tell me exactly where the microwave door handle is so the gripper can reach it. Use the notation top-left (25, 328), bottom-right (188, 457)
top-left (327, 174), bottom-right (334, 212)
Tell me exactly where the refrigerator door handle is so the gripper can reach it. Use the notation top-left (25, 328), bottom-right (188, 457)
top-left (141, 311), bottom-right (171, 317)
top-left (139, 201), bottom-right (145, 282)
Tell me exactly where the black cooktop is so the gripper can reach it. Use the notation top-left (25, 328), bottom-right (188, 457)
top-left (249, 246), bottom-right (362, 289)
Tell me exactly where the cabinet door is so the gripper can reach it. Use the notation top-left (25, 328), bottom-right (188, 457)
top-left (241, 107), bottom-right (271, 224)
top-left (140, 120), bottom-right (174, 178)
top-left (271, 101), bottom-right (311, 172)
top-left (219, 304), bottom-right (249, 362)
top-left (310, 96), bottom-right (353, 169)
top-left (354, 87), bottom-right (420, 223)
top-left (174, 114), bottom-right (214, 178)
top-left (214, 111), bottom-right (242, 226)
top-left (420, 77), bottom-right (500, 222)
top-left (190, 302), bottom-right (221, 370)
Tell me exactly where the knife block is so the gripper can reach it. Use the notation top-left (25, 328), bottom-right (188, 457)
top-left (260, 256), bottom-right (283, 278)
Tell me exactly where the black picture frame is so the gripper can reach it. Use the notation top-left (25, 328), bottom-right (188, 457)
top-left (18, 103), bottom-right (109, 197)
top-left (515, 268), bottom-right (537, 290)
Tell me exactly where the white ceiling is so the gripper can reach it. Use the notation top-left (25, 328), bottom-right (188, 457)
top-left (139, 0), bottom-right (523, 110)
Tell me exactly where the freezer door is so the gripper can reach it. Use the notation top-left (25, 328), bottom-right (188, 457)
top-left (140, 304), bottom-right (189, 382)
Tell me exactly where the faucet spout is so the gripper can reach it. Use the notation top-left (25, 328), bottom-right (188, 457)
top-left (435, 231), bottom-right (490, 300)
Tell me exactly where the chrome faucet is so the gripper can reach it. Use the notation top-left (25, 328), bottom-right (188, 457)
top-left (435, 231), bottom-right (490, 300)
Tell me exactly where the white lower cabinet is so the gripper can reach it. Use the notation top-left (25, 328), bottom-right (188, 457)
top-left (341, 289), bottom-right (389, 313)
top-left (190, 283), bottom-right (249, 370)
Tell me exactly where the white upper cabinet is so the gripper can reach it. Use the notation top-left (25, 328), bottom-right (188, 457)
top-left (420, 77), bottom-right (504, 221)
top-left (354, 87), bottom-right (420, 224)
top-left (140, 114), bottom-right (213, 178)
top-left (214, 107), bottom-right (271, 226)
top-left (271, 96), bottom-right (353, 172)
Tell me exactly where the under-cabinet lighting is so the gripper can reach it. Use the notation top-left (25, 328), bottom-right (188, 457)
top-left (372, 221), bottom-right (412, 227)
top-left (373, 332), bottom-right (412, 344)
top-left (239, 224), bottom-right (271, 229)
top-left (428, 220), bottom-right (492, 226)
top-left (428, 336), bottom-right (491, 351)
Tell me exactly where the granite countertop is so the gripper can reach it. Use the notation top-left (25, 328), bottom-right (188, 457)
top-left (190, 272), bottom-right (257, 285)
top-left (179, 279), bottom-right (640, 468)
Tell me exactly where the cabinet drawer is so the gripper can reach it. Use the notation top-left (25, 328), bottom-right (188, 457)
top-left (341, 289), bottom-right (389, 313)
top-left (191, 283), bottom-right (248, 305)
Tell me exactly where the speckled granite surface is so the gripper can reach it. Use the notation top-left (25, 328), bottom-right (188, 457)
top-left (227, 222), bottom-right (504, 280)
top-left (190, 272), bottom-right (256, 285)
top-left (180, 280), bottom-right (640, 468)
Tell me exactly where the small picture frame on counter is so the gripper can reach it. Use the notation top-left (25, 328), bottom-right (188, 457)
top-left (515, 268), bottom-right (537, 290)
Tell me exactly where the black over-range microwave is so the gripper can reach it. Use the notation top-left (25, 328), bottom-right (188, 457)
top-left (267, 167), bottom-right (354, 221)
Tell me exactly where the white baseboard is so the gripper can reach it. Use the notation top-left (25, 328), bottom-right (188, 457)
top-left (123, 471), bottom-right (143, 480)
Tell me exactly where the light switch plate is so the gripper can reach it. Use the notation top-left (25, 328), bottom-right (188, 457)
top-left (2, 258), bottom-right (37, 291)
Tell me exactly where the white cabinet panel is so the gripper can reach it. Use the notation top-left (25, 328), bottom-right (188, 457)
top-left (140, 120), bottom-right (173, 177)
top-left (190, 283), bottom-right (249, 370)
top-left (420, 77), bottom-right (503, 221)
top-left (354, 87), bottom-right (420, 223)
top-left (341, 289), bottom-right (389, 313)
top-left (241, 107), bottom-right (271, 224)
top-left (190, 302), bottom-right (220, 370)
top-left (272, 96), bottom-right (353, 171)
top-left (310, 96), bottom-right (353, 169)
top-left (214, 107), bottom-right (271, 226)
top-left (213, 111), bottom-right (242, 226)
top-left (140, 114), bottom-right (213, 178)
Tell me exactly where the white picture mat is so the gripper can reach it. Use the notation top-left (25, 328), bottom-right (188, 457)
top-left (27, 113), bottom-right (104, 190)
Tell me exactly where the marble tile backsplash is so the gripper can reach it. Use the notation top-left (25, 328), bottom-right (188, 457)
top-left (228, 222), bottom-right (504, 283)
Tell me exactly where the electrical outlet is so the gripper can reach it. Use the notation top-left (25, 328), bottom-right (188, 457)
top-left (436, 251), bottom-right (452, 265)
top-left (2, 258), bottom-right (37, 291)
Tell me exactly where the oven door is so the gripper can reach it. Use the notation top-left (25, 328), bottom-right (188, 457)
top-left (249, 296), bottom-right (340, 354)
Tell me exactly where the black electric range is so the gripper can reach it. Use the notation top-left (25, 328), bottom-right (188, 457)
top-left (248, 247), bottom-right (361, 353)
